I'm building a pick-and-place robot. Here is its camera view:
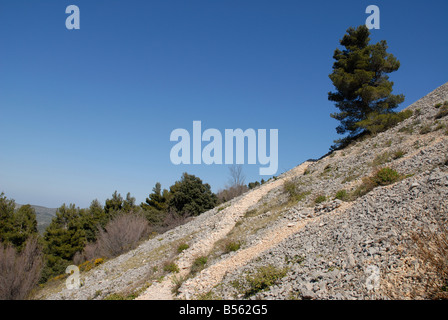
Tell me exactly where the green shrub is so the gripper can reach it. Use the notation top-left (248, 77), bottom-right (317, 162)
top-left (356, 110), bottom-right (413, 135)
top-left (283, 180), bottom-right (310, 202)
top-left (224, 241), bottom-right (241, 253)
top-left (191, 256), bottom-right (208, 275)
top-left (351, 177), bottom-right (377, 199)
top-left (372, 167), bottom-right (401, 186)
top-left (350, 167), bottom-right (402, 200)
top-left (314, 195), bottom-right (326, 204)
top-left (163, 261), bottom-right (179, 273)
top-left (177, 243), bottom-right (189, 253)
top-left (244, 265), bottom-right (288, 297)
top-left (283, 180), bottom-right (297, 199)
top-left (334, 189), bottom-right (349, 201)
top-left (435, 103), bottom-right (448, 119)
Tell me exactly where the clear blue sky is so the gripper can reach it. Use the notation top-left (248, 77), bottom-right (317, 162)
top-left (1, 0), bottom-right (447, 208)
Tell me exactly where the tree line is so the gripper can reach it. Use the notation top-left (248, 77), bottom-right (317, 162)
top-left (0, 169), bottom-right (264, 299)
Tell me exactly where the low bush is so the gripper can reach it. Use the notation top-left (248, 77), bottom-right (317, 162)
top-left (435, 102), bottom-right (448, 119)
top-left (163, 261), bottom-right (180, 273)
top-left (224, 241), bottom-right (241, 253)
top-left (244, 265), bottom-right (288, 297)
top-left (334, 189), bottom-right (349, 201)
top-left (419, 124), bottom-right (432, 135)
top-left (283, 180), bottom-right (310, 202)
top-left (191, 256), bottom-right (208, 275)
top-left (371, 167), bottom-right (401, 186)
top-left (314, 195), bottom-right (326, 204)
top-left (350, 167), bottom-right (401, 200)
top-left (177, 243), bottom-right (189, 253)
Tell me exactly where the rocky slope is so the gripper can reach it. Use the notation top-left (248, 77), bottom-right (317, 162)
top-left (37, 81), bottom-right (448, 300)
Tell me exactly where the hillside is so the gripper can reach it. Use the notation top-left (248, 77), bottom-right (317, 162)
top-left (36, 81), bottom-right (448, 300)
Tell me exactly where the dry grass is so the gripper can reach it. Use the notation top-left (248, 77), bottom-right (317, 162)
top-left (410, 216), bottom-right (448, 299)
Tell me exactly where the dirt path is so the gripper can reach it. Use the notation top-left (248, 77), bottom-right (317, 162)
top-left (178, 201), bottom-right (353, 299)
top-left (136, 161), bottom-right (312, 300)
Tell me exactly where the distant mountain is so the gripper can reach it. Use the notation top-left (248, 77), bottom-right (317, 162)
top-left (16, 204), bottom-right (57, 234)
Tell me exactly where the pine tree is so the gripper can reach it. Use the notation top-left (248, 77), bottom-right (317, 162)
top-left (43, 204), bottom-right (86, 261)
top-left (104, 191), bottom-right (123, 214)
top-left (328, 25), bottom-right (404, 138)
top-left (11, 204), bottom-right (38, 250)
top-left (0, 194), bottom-right (38, 251)
top-left (168, 173), bottom-right (217, 216)
top-left (142, 182), bottom-right (170, 211)
top-left (122, 192), bottom-right (137, 213)
top-left (0, 193), bottom-right (16, 245)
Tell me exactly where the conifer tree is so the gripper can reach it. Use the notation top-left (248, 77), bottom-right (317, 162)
top-left (43, 204), bottom-right (86, 261)
top-left (142, 182), bottom-right (170, 212)
top-left (328, 25), bottom-right (404, 138)
top-left (168, 173), bottom-right (217, 216)
top-left (104, 191), bottom-right (123, 214)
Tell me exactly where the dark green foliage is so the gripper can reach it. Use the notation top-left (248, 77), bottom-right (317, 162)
top-left (104, 191), bottom-right (123, 214)
top-left (80, 199), bottom-right (108, 243)
top-left (0, 194), bottom-right (38, 251)
top-left (104, 191), bottom-right (138, 217)
top-left (0, 193), bottom-right (17, 245)
top-left (356, 110), bottom-right (413, 135)
top-left (168, 173), bottom-right (217, 216)
top-left (122, 192), bottom-right (137, 213)
top-left (328, 25), bottom-right (404, 137)
top-left (248, 181), bottom-right (260, 189)
top-left (11, 205), bottom-right (38, 250)
top-left (142, 182), bottom-right (170, 212)
top-left (42, 204), bottom-right (86, 280)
